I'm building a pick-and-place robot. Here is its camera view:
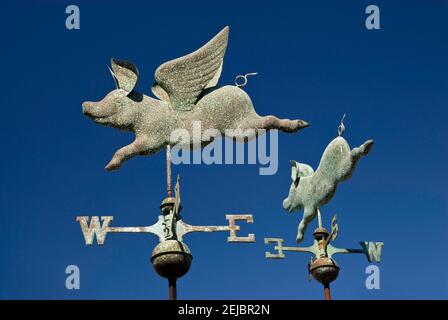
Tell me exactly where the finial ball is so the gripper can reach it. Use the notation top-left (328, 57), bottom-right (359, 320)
top-left (309, 257), bottom-right (340, 284)
top-left (151, 240), bottom-right (192, 279)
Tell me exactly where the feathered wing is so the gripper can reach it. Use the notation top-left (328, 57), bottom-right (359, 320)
top-left (152, 26), bottom-right (229, 111)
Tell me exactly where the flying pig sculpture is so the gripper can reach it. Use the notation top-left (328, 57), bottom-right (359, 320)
top-left (82, 26), bottom-right (309, 171)
top-left (283, 136), bottom-right (374, 243)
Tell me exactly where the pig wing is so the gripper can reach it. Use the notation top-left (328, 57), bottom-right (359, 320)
top-left (151, 26), bottom-right (229, 111)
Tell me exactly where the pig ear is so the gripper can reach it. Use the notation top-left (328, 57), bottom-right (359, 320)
top-left (290, 160), bottom-right (314, 180)
top-left (297, 163), bottom-right (314, 177)
top-left (290, 160), bottom-right (299, 182)
top-left (110, 58), bottom-right (139, 94)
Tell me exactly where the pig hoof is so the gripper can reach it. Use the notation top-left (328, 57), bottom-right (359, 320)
top-left (285, 120), bottom-right (309, 133)
top-left (363, 140), bottom-right (374, 153)
top-left (296, 233), bottom-right (304, 243)
top-left (105, 160), bottom-right (121, 171)
top-left (295, 120), bottom-right (309, 131)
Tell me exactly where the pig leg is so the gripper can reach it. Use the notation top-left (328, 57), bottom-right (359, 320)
top-left (105, 135), bottom-right (163, 171)
top-left (252, 115), bottom-right (309, 133)
top-left (351, 139), bottom-right (374, 160)
top-left (339, 140), bottom-right (374, 180)
top-left (296, 206), bottom-right (317, 243)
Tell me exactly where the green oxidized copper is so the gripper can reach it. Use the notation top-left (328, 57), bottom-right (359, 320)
top-left (283, 120), bottom-right (374, 243)
top-left (82, 26), bottom-right (308, 171)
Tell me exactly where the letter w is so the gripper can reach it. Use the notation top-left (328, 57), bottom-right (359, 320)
top-left (76, 216), bottom-right (113, 245)
top-left (360, 241), bottom-right (384, 263)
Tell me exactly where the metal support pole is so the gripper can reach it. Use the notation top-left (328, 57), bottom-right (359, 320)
top-left (323, 281), bottom-right (331, 300)
top-left (168, 278), bottom-right (177, 300)
top-left (166, 145), bottom-right (172, 197)
top-left (317, 209), bottom-right (322, 229)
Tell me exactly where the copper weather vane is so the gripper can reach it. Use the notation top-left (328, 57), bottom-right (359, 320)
top-left (265, 116), bottom-right (384, 300)
top-left (77, 26), bottom-right (307, 300)
top-left (77, 25), bottom-right (383, 300)
top-left (81, 26), bottom-right (308, 171)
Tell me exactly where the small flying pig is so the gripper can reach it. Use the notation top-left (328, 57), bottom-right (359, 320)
top-left (82, 26), bottom-right (309, 171)
top-left (282, 136), bottom-right (374, 243)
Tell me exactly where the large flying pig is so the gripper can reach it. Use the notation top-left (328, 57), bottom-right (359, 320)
top-left (283, 136), bottom-right (374, 243)
top-left (82, 26), bottom-right (309, 171)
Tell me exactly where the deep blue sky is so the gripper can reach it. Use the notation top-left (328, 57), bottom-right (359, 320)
top-left (0, 0), bottom-right (447, 299)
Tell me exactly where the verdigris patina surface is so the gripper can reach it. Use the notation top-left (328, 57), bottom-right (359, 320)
top-left (82, 26), bottom-right (309, 171)
top-left (283, 133), bottom-right (374, 243)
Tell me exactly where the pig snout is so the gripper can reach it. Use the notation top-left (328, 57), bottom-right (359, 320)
top-left (82, 101), bottom-right (113, 120)
top-left (283, 197), bottom-right (293, 212)
top-left (82, 101), bottom-right (96, 117)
